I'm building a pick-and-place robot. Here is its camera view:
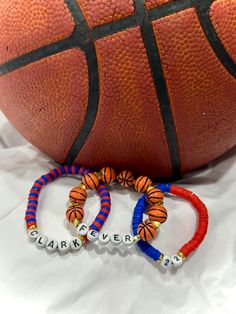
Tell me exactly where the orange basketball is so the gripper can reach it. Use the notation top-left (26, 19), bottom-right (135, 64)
top-left (0, 0), bottom-right (235, 179)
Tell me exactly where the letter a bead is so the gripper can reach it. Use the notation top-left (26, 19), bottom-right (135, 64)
top-left (77, 223), bottom-right (89, 236)
top-left (46, 239), bottom-right (58, 253)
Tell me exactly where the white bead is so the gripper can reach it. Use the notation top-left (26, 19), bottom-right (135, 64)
top-left (77, 223), bottom-right (89, 236)
top-left (122, 234), bottom-right (134, 246)
top-left (171, 255), bottom-right (184, 268)
top-left (28, 229), bottom-right (40, 240)
top-left (87, 230), bottom-right (99, 243)
top-left (45, 239), bottom-right (58, 253)
top-left (98, 233), bottom-right (110, 245)
top-left (35, 235), bottom-right (47, 248)
top-left (160, 255), bottom-right (171, 269)
top-left (58, 240), bottom-right (70, 254)
top-left (70, 238), bottom-right (83, 251)
top-left (110, 234), bottom-right (122, 246)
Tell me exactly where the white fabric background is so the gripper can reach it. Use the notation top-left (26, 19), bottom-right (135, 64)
top-left (0, 111), bottom-right (235, 314)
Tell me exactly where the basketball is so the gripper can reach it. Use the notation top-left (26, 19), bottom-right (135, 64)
top-left (0, 0), bottom-right (235, 179)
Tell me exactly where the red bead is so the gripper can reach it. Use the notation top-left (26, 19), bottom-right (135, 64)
top-left (66, 205), bottom-right (84, 223)
top-left (69, 186), bottom-right (87, 205)
top-left (134, 176), bottom-right (152, 193)
top-left (137, 221), bottom-right (157, 241)
top-left (148, 205), bottom-right (168, 223)
top-left (82, 173), bottom-right (99, 190)
top-left (100, 166), bottom-right (116, 184)
top-left (146, 188), bottom-right (164, 205)
top-left (117, 170), bottom-right (134, 188)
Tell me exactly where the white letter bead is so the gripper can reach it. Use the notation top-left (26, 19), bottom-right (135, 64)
top-left (46, 239), bottom-right (58, 253)
top-left (35, 235), bottom-right (47, 248)
top-left (110, 234), bottom-right (122, 246)
top-left (77, 223), bottom-right (89, 236)
top-left (160, 255), bottom-right (171, 269)
top-left (70, 238), bottom-right (83, 251)
top-left (28, 229), bottom-right (40, 240)
top-left (122, 234), bottom-right (134, 246)
top-left (87, 230), bottom-right (99, 242)
top-left (98, 233), bottom-right (110, 245)
top-left (58, 240), bottom-right (70, 254)
top-left (171, 255), bottom-right (184, 268)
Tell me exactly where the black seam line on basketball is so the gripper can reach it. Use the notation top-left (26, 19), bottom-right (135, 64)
top-left (0, 0), bottom-right (91, 76)
top-left (192, 0), bottom-right (236, 79)
top-left (134, 0), bottom-right (181, 177)
top-left (64, 0), bottom-right (100, 165)
top-left (149, 0), bottom-right (192, 21)
top-left (0, 0), bottom-right (194, 76)
top-left (141, 176), bottom-right (149, 193)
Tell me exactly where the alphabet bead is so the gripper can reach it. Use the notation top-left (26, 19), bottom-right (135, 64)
top-left (35, 235), bottom-right (47, 248)
top-left (87, 230), bottom-right (99, 242)
top-left (46, 239), bottom-right (58, 253)
top-left (77, 223), bottom-right (89, 236)
top-left (70, 238), bottom-right (83, 251)
top-left (171, 255), bottom-right (184, 268)
top-left (122, 234), bottom-right (134, 246)
top-left (28, 229), bottom-right (40, 240)
top-left (58, 240), bottom-right (70, 254)
top-left (110, 234), bottom-right (122, 246)
top-left (160, 255), bottom-right (171, 269)
top-left (98, 233), bottom-right (110, 245)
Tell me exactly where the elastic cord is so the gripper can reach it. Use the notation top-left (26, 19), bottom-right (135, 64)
top-left (25, 165), bottom-right (111, 232)
top-left (132, 184), bottom-right (208, 261)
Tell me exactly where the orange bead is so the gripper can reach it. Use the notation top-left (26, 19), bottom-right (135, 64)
top-left (146, 187), bottom-right (164, 205)
top-left (137, 221), bottom-right (157, 241)
top-left (82, 172), bottom-right (99, 190)
top-left (148, 205), bottom-right (168, 224)
top-left (66, 205), bottom-right (84, 223)
top-left (100, 166), bottom-right (116, 184)
top-left (69, 186), bottom-right (87, 205)
top-left (117, 170), bottom-right (135, 188)
top-left (134, 176), bottom-right (152, 193)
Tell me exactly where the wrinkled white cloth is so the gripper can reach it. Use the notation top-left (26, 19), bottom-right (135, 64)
top-left (0, 111), bottom-right (235, 314)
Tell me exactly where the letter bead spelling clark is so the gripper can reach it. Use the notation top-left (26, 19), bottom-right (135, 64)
top-left (25, 165), bottom-right (111, 254)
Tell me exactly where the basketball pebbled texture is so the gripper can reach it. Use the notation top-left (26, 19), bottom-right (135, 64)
top-left (0, 0), bottom-right (235, 179)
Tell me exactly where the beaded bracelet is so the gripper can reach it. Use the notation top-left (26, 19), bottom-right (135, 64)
top-left (25, 165), bottom-right (111, 254)
top-left (132, 184), bottom-right (208, 269)
top-left (66, 166), bottom-right (168, 248)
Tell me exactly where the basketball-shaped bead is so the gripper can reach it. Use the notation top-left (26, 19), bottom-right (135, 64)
top-left (82, 173), bottom-right (99, 190)
top-left (69, 186), bottom-right (87, 205)
top-left (117, 170), bottom-right (135, 188)
top-left (66, 205), bottom-right (84, 223)
top-left (147, 188), bottom-right (164, 205)
top-left (134, 176), bottom-right (152, 193)
top-left (100, 166), bottom-right (116, 184)
top-left (148, 205), bottom-right (168, 224)
top-left (137, 221), bottom-right (157, 242)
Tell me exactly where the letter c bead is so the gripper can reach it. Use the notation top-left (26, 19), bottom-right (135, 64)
top-left (28, 229), bottom-right (40, 240)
